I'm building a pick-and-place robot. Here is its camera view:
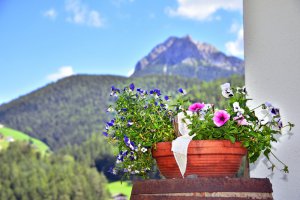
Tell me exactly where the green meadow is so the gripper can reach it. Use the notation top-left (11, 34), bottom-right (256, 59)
top-left (108, 181), bottom-right (132, 199)
top-left (0, 126), bottom-right (50, 154)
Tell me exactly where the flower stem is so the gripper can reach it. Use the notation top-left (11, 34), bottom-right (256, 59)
top-left (271, 151), bottom-right (286, 166)
top-left (250, 104), bottom-right (263, 111)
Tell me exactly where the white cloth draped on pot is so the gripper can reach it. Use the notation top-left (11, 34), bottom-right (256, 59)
top-left (171, 111), bottom-right (195, 178)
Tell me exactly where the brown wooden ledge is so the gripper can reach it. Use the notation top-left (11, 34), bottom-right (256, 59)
top-left (130, 177), bottom-right (273, 200)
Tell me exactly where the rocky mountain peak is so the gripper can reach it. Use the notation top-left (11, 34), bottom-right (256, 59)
top-left (131, 35), bottom-right (244, 81)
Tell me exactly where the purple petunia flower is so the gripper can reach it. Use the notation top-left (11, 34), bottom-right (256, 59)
top-left (124, 135), bottom-right (136, 151)
top-left (137, 88), bottom-right (147, 96)
top-left (122, 150), bottom-right (128, 156)
top-left (188, 102), bottom-right (205, 112)
top-left (265, 102), bottom-right (272, 108)
top-left (164, 96), bottom-right (170, 101)
top-left (108, 167), bottom-right (117, 175)
top-left (117, 154), bottom-right (124, 162)
top-left (102, 132), bottom-right (108, 137)
top-left (264, 102), bottom-right (280, 117)
top-left (271, 108), bottom-right (280, 116)
top-left (124, 135), bottom-right (130, 144)
top-left (127, 120), bottom-right (134, 127)
top-left (110, 86), bottom-right (120, 96)
top-left (178, 88), bottom-right (186, 95)
top-left (213, 110), bottom-right (230, 127)
top-left (275, 118), bottom-right (283, 129)
top-left (153, 89), bottom-right (161, 96)
top-left (130, 142), bottom-right (135, 150)
top-left (106, 119), bottom-right (115, 127)
top-left (129, 151), bottom-right (135, 161)
top-left (149, 89), bottom-right (161, 96)
top-left (129, 83), bottom-right (135, 91)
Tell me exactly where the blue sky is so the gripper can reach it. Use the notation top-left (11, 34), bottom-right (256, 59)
top-left (0, 0), bottom-right (243, 104)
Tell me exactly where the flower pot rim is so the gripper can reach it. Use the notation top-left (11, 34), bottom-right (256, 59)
top-left (155, 139), bottom-right (243, 145)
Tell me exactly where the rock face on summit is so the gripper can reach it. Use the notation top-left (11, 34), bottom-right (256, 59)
top-left (131, 36), bottom-right (244, 81)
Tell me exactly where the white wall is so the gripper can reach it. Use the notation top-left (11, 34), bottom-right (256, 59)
top-left (244, 0), bottom-right (300, 199)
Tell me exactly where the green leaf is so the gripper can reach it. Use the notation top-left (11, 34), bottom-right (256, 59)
top-left (283, 165), bottom-right (289, 173)
top-left (229, 136), bottom-right (235, 143)
top-left (263, 149), bottom-right (270, 159)
top-left (243, 141), bottom-right (249, 147)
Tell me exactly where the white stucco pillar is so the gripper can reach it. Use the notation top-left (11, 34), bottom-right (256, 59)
top-left (244, 0), bottom-right (300, 199)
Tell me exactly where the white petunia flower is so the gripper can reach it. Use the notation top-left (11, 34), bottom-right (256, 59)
top-left (202, 104), bottom-right (212, 112)
top-left (264, 102), bottom-right (280, 117)
top-left (233, 102), bottom-right (244, 114)
top-left (236, 86), bottom-right (247, 95)
top-left (106, 106), bottom-right (114, 112)
top-left (221, 83), bottom-right (234, 98)
top-left (141, 147), bottom-right (147, 153)
top-left (256, 109), bottom-right (273, 125)
top-left (165, 104), bottom-right (169, 109)
top-left (242, 86), bottom-right (247, 94)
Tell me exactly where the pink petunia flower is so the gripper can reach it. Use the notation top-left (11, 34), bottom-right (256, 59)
top-left (188, 102), bottom-right (205, 112)
top-left (213, 110), bottom-right (230, 127)
top-left (233, 115), bottom-right (249, 126)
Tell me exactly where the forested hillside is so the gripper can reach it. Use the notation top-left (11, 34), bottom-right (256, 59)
top-left (0, 142), bottom-right (109, 200)
top-left (0, 75), bottom-right (244, 151)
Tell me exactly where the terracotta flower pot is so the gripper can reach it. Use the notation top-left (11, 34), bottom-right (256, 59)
top-left (152, 140), bottom-right (247, 179)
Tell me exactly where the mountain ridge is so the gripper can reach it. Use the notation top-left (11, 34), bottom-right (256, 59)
top-left (0, 74), bottom-right (244, 150)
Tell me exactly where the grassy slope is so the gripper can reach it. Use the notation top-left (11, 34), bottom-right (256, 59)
top-left (0, 126), bottom-right (50, 153)
top-left (107, 181), bottom-right (132, 199)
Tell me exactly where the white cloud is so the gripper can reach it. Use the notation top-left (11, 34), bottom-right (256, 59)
top-left (65, 0), bottom-right (103, 27)
top-left (47, 66), bottom-right (75, 81)
top-left (225, 26), bottom-right (244, 57)
top-left (127, 68), bottom-right (135, 77)
top-left (43, 8), bottom-right (57, 20)
top-left (229, 22), bottom-right (240, 33)
top-left (166, 0), bottom-right (242, 21)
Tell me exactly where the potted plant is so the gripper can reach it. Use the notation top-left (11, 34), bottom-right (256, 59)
top-left (103, 83), bottom-right (294, 179)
